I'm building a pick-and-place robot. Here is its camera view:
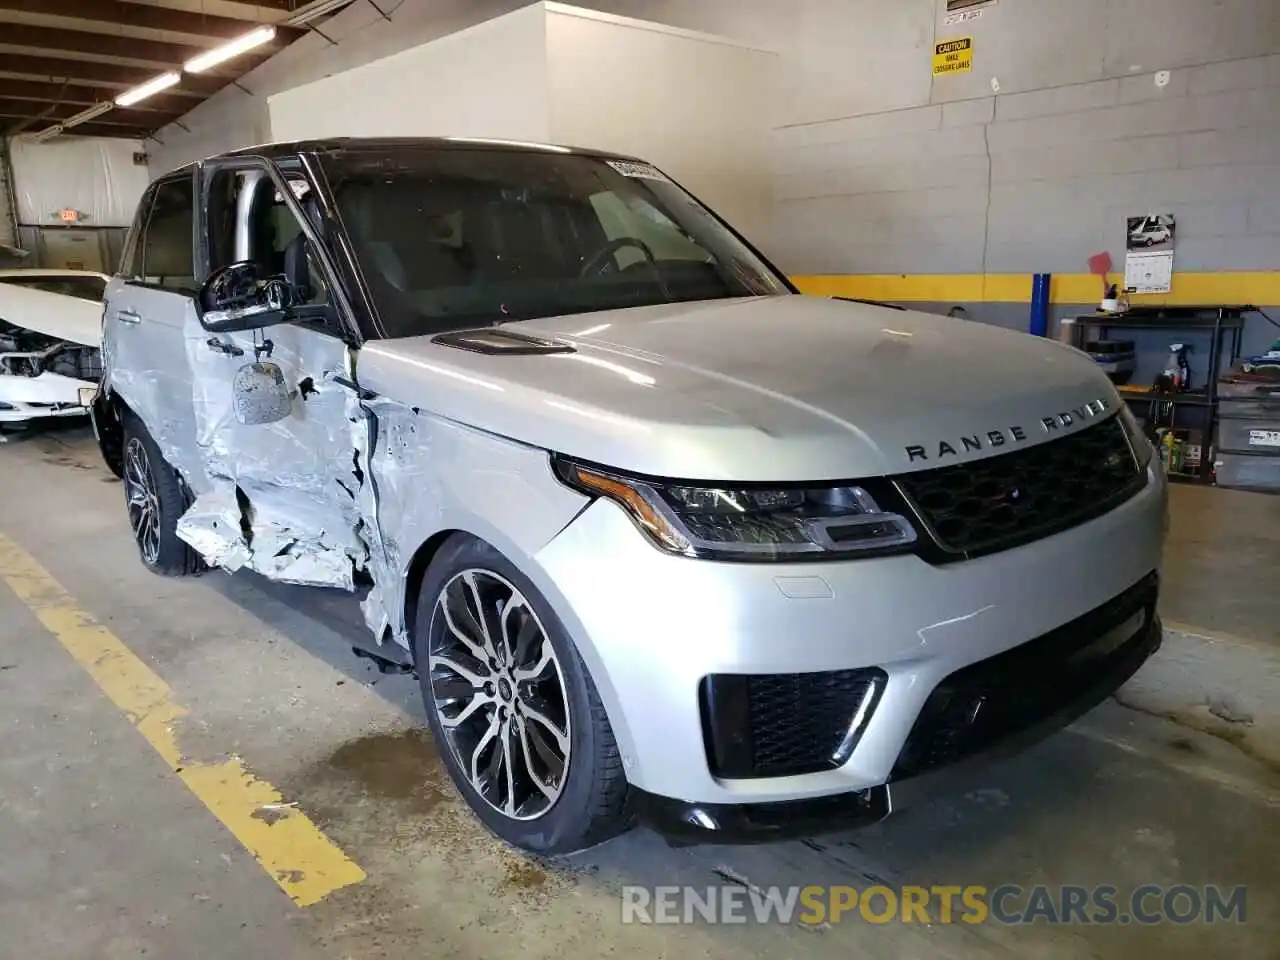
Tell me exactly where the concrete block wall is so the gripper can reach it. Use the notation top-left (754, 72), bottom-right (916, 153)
top-left (146, 0), bottom-right (1279, 368)
top-left (770, 0), bottom-right (1280, 362)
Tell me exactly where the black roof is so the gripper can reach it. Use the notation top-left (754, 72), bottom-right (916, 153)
top-left (190, 136), bottom-right (645, 171)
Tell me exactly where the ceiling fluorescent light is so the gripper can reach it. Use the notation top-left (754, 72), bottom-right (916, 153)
top-left (283, 0), bottom-right (357, 27)
top-left (185, 25), bottom-right (276, 74)
top-left (32, 100), bottom-right (116, 140)
top-left (116, 72), bottom-right (180, 107)
top-left (67, 101), bottom-right (115, 125)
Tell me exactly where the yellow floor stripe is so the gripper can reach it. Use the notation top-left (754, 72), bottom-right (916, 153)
top-left (0, 533), bottom-right (366, 907)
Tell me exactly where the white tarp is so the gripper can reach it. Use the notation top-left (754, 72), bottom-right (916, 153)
top-left (9, 137), bottom-right (151, 228)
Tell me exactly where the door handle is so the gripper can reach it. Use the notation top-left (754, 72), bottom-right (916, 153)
top-left (116, 309), bottom-right (142, 324)
top-left (205, 337), bottom-right (245, 357)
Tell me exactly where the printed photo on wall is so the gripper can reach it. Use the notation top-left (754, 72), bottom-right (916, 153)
top-left (1126, 214), bottom-right (1176, 251)
top-left (1124, 213), bottom-right (1176, 294)
top-left (946, 0), bottom-right (995, 9)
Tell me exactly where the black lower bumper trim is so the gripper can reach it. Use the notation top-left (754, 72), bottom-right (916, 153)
top-left (634, 784), bottom-right (890, 845)
top-left (892, 574), bottom-right (1162, 780)
top-left (637, 584), bottom-right (1164, 847)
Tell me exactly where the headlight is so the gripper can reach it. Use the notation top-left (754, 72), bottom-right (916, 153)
top-left (1118, 403), bottom-right (1154, 469)
top-left (554, 459), bottom-right (918, 561)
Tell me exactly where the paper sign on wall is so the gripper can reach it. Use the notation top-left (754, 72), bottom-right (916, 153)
top-left (934, 38), bottom-right (973, 76)
top-left (1124, 213), bottom-right (1176, 294)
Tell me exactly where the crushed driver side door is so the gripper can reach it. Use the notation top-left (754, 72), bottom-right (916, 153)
top-left (174, 157), bottom-right (369, 590)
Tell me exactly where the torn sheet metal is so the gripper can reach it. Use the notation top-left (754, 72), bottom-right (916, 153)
top-left (176, 479), bottom-right (368, 589)
top-left (351, 393), bottom-right (403, 647)
top-left (177, 321), bottom-right (371, 590)
top-left (175, 487), bottom-right (249, 571)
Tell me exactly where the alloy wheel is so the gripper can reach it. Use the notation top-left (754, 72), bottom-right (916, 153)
top-left (123, 437), bottom-right (161, 566)
top-left (428, 569), bottom-right (571, 821)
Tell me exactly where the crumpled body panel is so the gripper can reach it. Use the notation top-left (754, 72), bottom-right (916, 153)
top-left (174, 321), bottom-right (368, 591)
top-left (103, 289), bottom-right (588, 653)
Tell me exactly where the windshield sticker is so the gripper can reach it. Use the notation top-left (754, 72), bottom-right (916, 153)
top-left (607, 160), bottom-right (672, 182)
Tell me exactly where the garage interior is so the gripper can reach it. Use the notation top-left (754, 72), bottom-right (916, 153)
top-left (1, 1), bottom-right (1278, 958)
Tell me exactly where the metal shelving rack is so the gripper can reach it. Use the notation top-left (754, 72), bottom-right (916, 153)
top-left (1072, 305), bottom-right (1250, 484)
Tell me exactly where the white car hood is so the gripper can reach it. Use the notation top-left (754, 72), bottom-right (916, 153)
top-left (0, 282), bottom-right (101, 346)
top-left (356, 295), bottom-right (1121, 482)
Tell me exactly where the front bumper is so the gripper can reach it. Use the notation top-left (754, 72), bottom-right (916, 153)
top-left (0, 371), bottom-right (93, 424)
top-left (635, 607), bottom-right (1162, 844)
top-left (531, 461), bottom-right (1166, 811)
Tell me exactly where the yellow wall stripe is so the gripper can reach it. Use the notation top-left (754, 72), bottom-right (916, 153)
top-left (0, 534), bottom-right (366, 908)
top-left (792, 271), bottom-right (1280, 307)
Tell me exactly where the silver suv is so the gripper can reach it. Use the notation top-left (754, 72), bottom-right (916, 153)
top-left (93, 138), bottom-right (1166, 853)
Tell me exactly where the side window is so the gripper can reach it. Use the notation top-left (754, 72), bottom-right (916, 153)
top-left (139, 175), bottom-right (197, 294)
top-left (119, 186), bottom-right (155, 279)
top-left (207, 168), bottom-right (331, 310)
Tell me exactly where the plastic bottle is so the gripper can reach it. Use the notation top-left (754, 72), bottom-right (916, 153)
top-left (1161, 431), bottom-right (1177, 472)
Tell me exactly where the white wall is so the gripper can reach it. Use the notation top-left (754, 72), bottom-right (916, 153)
top-left (9, 136), bottom-right (150, 228)
top-left (544, 5), bottom-right (775, 239)
top-left (145, 0), bottom-right (790, 175)
top-left (267, 5), bottom-right (551, 142)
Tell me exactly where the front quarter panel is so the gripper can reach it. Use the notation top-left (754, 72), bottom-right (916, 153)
top-left (363, 402), bottom-right (590, 649)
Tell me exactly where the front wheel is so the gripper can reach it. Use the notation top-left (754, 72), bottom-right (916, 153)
top-left (414, 534), bottom-right (631, 853)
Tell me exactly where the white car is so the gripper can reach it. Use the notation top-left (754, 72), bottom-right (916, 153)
top-left (0, 269), bottom-right (108, 428)
top-left (1129, 221), bottom-right (1172, 247)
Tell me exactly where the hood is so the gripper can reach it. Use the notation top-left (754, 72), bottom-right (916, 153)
top-left (356, 295), bottom-right (1120, 483)
top-left (0, 282), bottom-right (101, 347)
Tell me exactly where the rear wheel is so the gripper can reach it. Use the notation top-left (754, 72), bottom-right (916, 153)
top-left (121, 414), bottom-right (205, 577)
top-left (414, 534), bottom-right (631, 853)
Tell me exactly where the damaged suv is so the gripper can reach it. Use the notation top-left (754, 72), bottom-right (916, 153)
top-left (94, 138), bottom-right (1166, 853)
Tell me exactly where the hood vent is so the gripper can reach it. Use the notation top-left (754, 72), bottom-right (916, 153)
top-left (431, 329), bottom-right (576, 356)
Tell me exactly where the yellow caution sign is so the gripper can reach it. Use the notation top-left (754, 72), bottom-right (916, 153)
top-left (933, 37), bottom-right (973, 76)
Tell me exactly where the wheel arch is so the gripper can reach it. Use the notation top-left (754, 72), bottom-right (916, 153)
top-left (91, 383), bottom-right (129, 478)
top-left (397, 519), bottom-right (640, 776)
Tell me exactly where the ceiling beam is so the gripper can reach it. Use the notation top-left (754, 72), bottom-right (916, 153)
top-left (0, 81), bottom-right (191, 113)
top-left (0, 98), bottom-right (178, 126)
top-left (0, 0), bottom-right (306, 42)
top-left (0, 22), bottom-right (206, 64)
top-left (3, 118), bottom-right (154, 139)
top-left (0, 23), bottom-right (284, 73)
top-left (217, 0), bottom-right (299, 9)
top-left (0, 54), bottom-right (225, 95)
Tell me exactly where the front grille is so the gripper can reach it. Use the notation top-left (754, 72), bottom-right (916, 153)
top-left (700, 668), bottom-right (885, 779)
top-left (891, 572), bottom-right (1159, 780)
top-left (895, 415), bottom-right (1145, 560)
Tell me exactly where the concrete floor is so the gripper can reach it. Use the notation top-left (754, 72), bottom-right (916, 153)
top-left (1, 423), bottom-right (1277, 960)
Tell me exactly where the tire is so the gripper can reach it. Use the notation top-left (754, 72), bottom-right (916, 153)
top-left (413, 533), bottom-right (632, 853)
top-left (121, 412), bottom-right (205, 577)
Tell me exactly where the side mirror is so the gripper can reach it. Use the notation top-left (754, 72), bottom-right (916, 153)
top-left (199, 261), bottom-right (295, 333)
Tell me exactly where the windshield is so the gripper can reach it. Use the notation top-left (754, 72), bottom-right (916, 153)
top-left (0, 274), bottom-right (106, 301)
top-left (319, 147), bottom-right (790, 338)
